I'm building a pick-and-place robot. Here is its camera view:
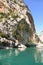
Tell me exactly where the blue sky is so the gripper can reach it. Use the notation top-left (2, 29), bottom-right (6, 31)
top-left (24, 0), bottom-right (43, 33)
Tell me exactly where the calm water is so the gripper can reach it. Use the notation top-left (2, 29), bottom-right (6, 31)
top-left (0, 47), bottom-right (43, 65)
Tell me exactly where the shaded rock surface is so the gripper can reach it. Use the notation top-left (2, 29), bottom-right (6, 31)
top-left (0, 0), bottom-right (38, 48)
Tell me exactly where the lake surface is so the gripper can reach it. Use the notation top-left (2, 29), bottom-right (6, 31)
top-left (0, 47), bottom-right (43, 65)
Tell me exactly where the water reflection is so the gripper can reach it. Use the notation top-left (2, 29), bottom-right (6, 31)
top-left (0, 47), bottom-right (43, 65)
top-left (34, 48), bottom-right (43, 63)
top-left (0, 48), bottom-right (27, 65)
top-left (0, 47), bottom-right (26, 59)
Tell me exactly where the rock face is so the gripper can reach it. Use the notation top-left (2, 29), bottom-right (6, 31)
top-left (0, 0), bottom-right (37, 48)
top-left (38, 31), bottom-right (43, 43)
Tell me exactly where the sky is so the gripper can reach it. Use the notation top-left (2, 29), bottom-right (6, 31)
top-left (24, 0), bottom-right (43, 33)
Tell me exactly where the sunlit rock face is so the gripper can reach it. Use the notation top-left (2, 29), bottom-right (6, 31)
top-left (38, 31), bottom-right (43, 43)
top-left (0, 0), bottom-right (37, 48)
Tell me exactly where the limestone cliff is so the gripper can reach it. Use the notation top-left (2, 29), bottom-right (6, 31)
top-left (38, 31), bottom-right (43, 43)
top-left (0, 0), bottom-right (37, 48)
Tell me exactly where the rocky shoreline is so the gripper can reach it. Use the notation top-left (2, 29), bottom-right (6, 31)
top-left (0, 36), bottom-right (37, 49)
top-left (0, 36), bottom-right (26, 49)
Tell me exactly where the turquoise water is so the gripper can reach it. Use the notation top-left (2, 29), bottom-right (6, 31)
top-left (0, 48), bottom-right (43, 65)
